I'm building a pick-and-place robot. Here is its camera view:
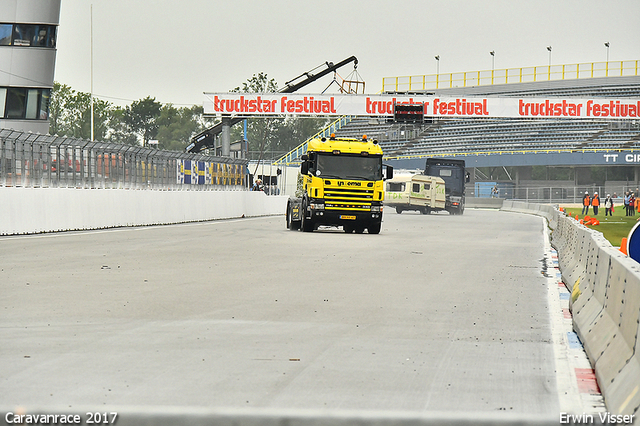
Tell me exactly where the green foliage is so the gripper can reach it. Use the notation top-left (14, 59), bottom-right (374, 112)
top-left (49, 82), bottom-right (111, 140)
top-left (123, 96), bottom-right (162, 147)
top-left (295, 172), bottom-right (304, 198)
top-left (49, 83), bottom-right (208, 150)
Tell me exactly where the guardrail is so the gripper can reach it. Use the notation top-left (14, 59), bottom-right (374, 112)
top-left (383, 60), bottom-right (640, 92)
top-left (0, 129), bottom-right (247, 190)
top-left (502, 200), bottom-right (640, 415)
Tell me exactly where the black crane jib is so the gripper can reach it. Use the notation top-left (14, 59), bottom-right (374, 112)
top-left (186, 56), bottom-right (358, 154)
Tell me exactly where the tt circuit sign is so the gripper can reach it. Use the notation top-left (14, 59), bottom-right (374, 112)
top-left (204, 93), bottom-right (640, 120)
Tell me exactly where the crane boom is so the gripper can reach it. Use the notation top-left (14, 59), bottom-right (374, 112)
top-left (186, 57), bottom-right (358, 154)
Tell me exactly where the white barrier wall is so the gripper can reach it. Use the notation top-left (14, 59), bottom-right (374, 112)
top-left (0, 187), bottom-right (287, 235)
top-left (502, 200), bottom-right (640, 416)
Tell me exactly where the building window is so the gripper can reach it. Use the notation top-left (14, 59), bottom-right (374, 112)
top-left (6, 88), bottom-right (26, 118)
top-left (0, 24), bottom-right (11, 45)
top-left (0, 23), bottom-right (57, 48)
top-left (0, 88), bottom-right (6, 117)
top-left (1, 87), bottom-right (50, 120)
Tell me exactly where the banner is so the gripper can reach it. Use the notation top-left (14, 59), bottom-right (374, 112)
top-left (203, 93), bottom-right (640, 120)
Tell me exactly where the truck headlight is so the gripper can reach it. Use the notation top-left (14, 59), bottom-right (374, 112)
top-left (309, 203), bottom-right (325, 210)
top-left (370, 205), bottom-right (382, 212)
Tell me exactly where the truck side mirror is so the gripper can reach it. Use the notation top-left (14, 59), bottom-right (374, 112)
top-left (383, 165), bottom-right (394, 180)
top-left (301, 161), bottom-right (309, 175)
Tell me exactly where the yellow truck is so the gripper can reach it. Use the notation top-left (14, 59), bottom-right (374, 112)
top-left (286, 134), bottom-right (393, 234)
top-left (385, 174), bottom-right (446, 214)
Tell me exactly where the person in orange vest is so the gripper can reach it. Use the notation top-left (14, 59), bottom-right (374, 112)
top-left (591, 192), bottom-right (600, 215)
top-left (582, 191), bottom-right (590, 215)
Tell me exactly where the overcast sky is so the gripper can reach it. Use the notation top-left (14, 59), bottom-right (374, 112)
top-left (54, 0), bottom-right (640, 107)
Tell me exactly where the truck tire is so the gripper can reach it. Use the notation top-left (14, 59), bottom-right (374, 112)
top-left (286, 201), bottom-right (301, 230)
top-left (396, 207), bottom-right (403, 214)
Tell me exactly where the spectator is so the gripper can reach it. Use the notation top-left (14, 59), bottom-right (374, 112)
top-left (604, 194), bottom-right (614, 216)
top-left (592, 192), bottom-right (600, 215)
top-left (625, 192), bottom-right (631, 216)
top-left (582, 191), bottom-right (590, 215)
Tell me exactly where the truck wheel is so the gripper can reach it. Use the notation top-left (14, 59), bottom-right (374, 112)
top-left (368, 223), bottom-right (381, 234)
top-left (286, 202), bottom-right (301, 230)
top-left (344, 225), bottom-right (354, 233)
top-left (396, 207), bottom-right (403, 214)
top-left (355, 226), bottom-right (365, 234)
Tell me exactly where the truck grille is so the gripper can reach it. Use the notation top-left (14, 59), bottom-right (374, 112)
top-left (324, 186), bottom-right (374, 211)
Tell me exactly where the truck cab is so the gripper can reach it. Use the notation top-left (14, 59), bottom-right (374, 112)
top-left (424, 158), bottom-right (468, 215)
top-left (286, 134), bottom-right (392, 234)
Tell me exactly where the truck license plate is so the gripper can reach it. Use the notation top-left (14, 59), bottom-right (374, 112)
top-left (340, 215), bottom-right (356, 220)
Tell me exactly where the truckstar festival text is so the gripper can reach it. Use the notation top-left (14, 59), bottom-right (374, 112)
top-left (204, 93), bottom-right (640, 120)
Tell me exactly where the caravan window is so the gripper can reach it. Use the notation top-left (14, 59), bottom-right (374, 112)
top-left (387, 182), bottom-right (405, 192)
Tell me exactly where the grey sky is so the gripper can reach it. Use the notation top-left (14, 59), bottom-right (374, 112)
top-left (55, 0), bottom-right (640, 107)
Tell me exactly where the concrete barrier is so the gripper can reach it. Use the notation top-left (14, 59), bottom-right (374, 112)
top-left (501, 200), bottom-right (640, 416)
top-left (0, 187), bottom-right (287, 235)
top-left (466, 198), bottom-right (504, 209)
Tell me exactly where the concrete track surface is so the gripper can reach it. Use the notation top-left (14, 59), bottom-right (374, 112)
top-left (1, 209), bottom-right (567, 421)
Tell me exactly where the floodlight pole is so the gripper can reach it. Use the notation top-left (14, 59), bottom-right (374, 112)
top-left (90, 4), bottom-right (94, 141)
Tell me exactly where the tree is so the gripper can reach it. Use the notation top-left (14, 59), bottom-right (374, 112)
top-left (231, 73), bottom-right (282, 165)
top-left (49, 82), bottom-right (72, 136)
top-left (156, 104), bottom-right (206, 151)
top-left (123, 96), bottom-right (162, 147)
top-left (49, 82), bottom-right (113, 140)
top-left (105, 107), bottom-right (138, 146)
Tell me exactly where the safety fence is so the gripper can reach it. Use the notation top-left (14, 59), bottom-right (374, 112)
top-left (382, 60), bottom-right (640, 92)
top-left (502, 200), bottom-right (640, 415)
top-left (0, 129), bottom-right (247, 190)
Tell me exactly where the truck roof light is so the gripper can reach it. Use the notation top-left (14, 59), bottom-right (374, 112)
top-left (360, 151), bottom-right (369, 156)
top-left (321, 137), bottom-right (326, 142)
top-left (362, 135), bottom-right (368, 141)
top-left (332, 150), bottom-right (341, 155)
top-left (330, 133), bottom-right (336, 140)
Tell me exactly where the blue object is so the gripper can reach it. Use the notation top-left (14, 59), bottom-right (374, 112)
top-left (567, 332), bottom-right (582, 349)
top-left (627, 221), bottom-right (640, 262)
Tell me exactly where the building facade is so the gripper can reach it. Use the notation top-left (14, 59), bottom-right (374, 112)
top-left (0, 0), bottom-right (61, 134)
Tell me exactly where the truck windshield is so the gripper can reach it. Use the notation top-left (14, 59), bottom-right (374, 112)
top-left (316, 153), bottom-right (382, 181)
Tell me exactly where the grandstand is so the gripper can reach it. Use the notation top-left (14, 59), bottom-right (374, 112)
top-left (332, 61), bottom-right (640, 199)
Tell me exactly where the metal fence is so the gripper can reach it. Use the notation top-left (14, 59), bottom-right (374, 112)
top-left (383, 60), bottom-right (640, 92)
top-left (0, 129), bottom-right (248, 190)
top-left (470, 183), bottom-right (640, 204)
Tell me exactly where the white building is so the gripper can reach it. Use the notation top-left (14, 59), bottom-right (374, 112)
top-left (0, 0), bottom-right (61, 134)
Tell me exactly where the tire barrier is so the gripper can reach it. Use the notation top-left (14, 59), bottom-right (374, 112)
top-left (502, 200), bottom-right (640, 416)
